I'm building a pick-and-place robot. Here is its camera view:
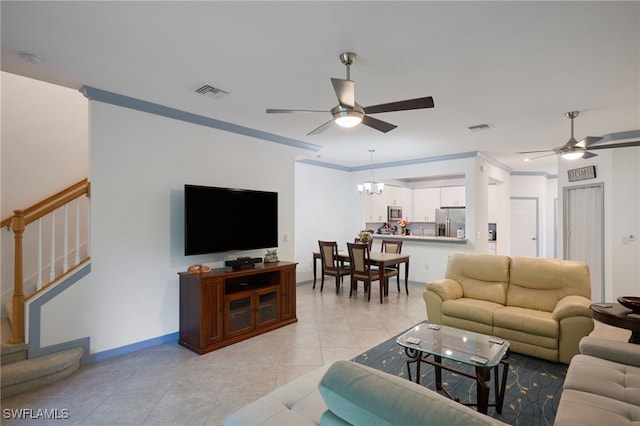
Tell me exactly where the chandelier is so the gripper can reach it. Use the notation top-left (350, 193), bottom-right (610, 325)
top-left (357, 149), bottom-right (384, 195)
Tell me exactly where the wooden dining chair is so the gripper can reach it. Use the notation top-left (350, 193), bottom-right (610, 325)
top-left (347, 242), bottom-right (386, 303)
top-left (317, 240), bottom-right (350, 293)
top-left (381, 239), bottom-right (405, 294)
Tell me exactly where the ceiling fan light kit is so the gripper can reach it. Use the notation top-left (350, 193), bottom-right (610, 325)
top-left (266, 52), bottom-right (434, 134)
top-left (332, 106), bottom-right (364, 128)
top-left (560, 147), bottom-right (585, 160)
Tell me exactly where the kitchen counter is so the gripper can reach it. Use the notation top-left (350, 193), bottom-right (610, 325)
top-left (372, 233), bottom-right (468, 244)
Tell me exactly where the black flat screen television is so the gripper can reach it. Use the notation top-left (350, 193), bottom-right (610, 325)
top-left (184, 184), bottom-right (278, 255)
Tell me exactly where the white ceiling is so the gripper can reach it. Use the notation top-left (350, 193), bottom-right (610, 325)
top-left (2, 1), bottom-right (639, 174)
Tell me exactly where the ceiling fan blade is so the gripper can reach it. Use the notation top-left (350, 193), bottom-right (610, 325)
top-left (587, 140), bottom-right (640, 150)
top-left (330, 78), bottom-right (355, 108)
top-left (361, 115), bottom-right (397, 133)
top-left (517, 149), bottom-right (553, 154)
top-left (526, 152), bottom-right (557, 161)
top-left (266, 108), bottom-right (328, 113)
top-left (307, 119), bottom-right (334, 136)
top-left (597, 129), bottom-right (640, 143)
top-left (364, 96), bottom-right (434, 115)
top-left (582, 151), bottom-right (598, 159)
top-left (576, 136), bottom-right (603, 148)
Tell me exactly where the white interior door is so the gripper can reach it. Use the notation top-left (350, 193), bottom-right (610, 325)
top-left (510, 198), bottom-right (538, 257)
top-left (564, 184), bottom-right (604, 302)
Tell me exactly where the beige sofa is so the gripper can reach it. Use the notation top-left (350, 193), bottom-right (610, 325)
top-left (424, 253), bottom-right (594, 364)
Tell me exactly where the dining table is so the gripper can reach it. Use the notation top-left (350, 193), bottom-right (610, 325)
top-left (312, 250), bottom-right (411, 295)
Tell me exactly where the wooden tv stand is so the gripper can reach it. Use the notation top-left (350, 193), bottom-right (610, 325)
top-left (178, 261), bottom-right (297, 354)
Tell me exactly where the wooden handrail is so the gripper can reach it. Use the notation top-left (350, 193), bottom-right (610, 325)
top-left (5, 178), bottom-right (90, 344)
top-left (1, 179), bottom-right (90, 228)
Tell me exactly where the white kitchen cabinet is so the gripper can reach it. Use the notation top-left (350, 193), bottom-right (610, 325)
top-left (440, 186), bottom-right (465, 207)
top-left (363, 192), bottom-right (386, 222)
top-left (386, 186), bottom-right (412, 219)
top-left (413, 188), bottom-right (440, 222)
top-left (363, 186), bottom-right (412, 223)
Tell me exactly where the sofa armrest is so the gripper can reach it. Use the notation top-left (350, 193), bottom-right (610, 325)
top-left (552, 295), bottom-right (593, 321)
top-left (318, 360), bottom-right (508, 426)
top-left (425, 279), bottom-right (463, 301)
top-left (579, 336), bottom-right (640, 367)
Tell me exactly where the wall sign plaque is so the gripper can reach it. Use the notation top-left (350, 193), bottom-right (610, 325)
top-left (567, 165), bottom-right (596, 182)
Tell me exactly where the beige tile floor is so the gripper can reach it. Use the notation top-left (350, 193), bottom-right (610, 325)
top-left (1, 281), bottom-right (631, 425)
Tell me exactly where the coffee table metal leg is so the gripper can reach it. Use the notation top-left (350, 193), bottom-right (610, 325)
top-left (403, 347), bottom-right (422, 384)
top-left (495, 361), bottom-right (509, 414)
top-left (475, 367), bottom-right (491, 415)
top-left (434, 355), bottom-right (443, 390)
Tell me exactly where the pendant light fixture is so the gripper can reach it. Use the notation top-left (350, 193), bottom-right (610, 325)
top-left (357, 149), bottom-right (384, 195)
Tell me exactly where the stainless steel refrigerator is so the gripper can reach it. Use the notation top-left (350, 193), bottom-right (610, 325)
top-left (435, 207), bottom-right (466, 237)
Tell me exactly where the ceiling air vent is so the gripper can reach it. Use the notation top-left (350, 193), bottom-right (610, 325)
top-left (194, 84), bottom-right (229, 99)
top-left (467, 123), bottom-right (493, 132)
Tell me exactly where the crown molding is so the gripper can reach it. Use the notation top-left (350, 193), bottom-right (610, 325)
top-left (80, 86), bottom-right (322, 153)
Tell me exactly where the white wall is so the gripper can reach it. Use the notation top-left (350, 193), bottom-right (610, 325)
top-left (1, 72), bottom-right (88, 316)
top-left (41, 100), bottom-right (303, 354)
top-left (0, 72), bottom-right (89, 215)
top-left (294, 162), bottom-right (351, 282)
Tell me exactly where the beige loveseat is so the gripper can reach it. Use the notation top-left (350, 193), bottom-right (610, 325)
top-left (424, 253), bottom-right (594, 364)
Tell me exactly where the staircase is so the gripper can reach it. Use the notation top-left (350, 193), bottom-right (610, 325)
top-left (1, 317), bottom-right (83, 399)
top-left (1, 179), bottom-right (90, 398)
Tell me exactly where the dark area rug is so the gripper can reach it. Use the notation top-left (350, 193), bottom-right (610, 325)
top-left (352, 322), bottom-right (567, 426)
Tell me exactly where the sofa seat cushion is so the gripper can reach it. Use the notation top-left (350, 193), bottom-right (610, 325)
top-left (555, 353), bottom-right (640, 425)
top-left (493, 306), bottom-right (558, 339)
top-left (563, 354), bottom-right (640, 407)
top-left (442, 298), bottom-right (502, 325)
top-left (318, 360), bottom-right (507, 426)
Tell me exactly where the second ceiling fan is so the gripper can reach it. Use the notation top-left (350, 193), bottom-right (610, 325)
top-left (266, 52), bottom-right (435, 135)
top-left (520, 111), bottom-right (640, 161)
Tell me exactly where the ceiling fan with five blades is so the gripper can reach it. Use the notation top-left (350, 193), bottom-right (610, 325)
top-left (519, 111), bottom-right (640, 161)
top-left (266, 52), bottom-right (435, 135)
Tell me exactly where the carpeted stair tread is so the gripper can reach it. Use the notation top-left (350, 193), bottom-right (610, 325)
top-left (1, 347), bottom-right (83, 398)
top-left (1, 342), bottom-right (28, 365)
top-left (1, 318), bottom-right (28, 365)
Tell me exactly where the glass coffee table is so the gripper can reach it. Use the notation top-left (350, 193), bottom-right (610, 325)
top-left (396, 322), bottom-right (510, 414)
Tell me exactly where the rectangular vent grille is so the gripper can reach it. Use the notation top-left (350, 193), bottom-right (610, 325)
top-left (467, 123), bottom-right (493, 132)
top-left (195, 85), bottom-right (229, 99)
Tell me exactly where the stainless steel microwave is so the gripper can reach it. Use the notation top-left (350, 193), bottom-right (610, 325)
top-left (387, 206), bottom-right (403, 222)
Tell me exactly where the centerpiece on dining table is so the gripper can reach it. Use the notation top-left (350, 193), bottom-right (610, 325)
top-left (358, 230), bottom-right (372, 244)
top-left (397, 219), bottom-right (410, 235)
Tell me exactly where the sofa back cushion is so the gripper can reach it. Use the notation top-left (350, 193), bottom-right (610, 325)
top-left (445, 253), bottom-right (510, 305)
top-left (508, 257), bottom-right (591, 312)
